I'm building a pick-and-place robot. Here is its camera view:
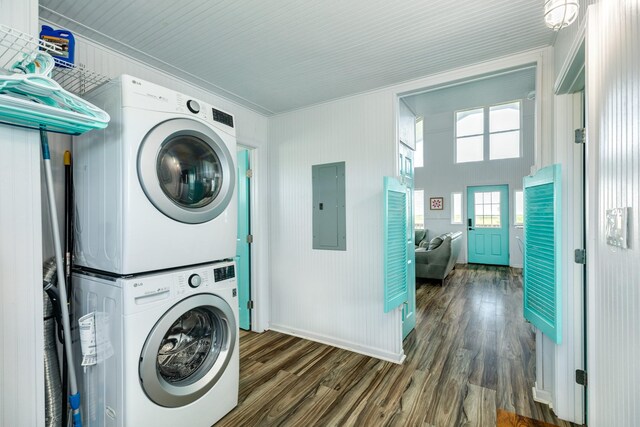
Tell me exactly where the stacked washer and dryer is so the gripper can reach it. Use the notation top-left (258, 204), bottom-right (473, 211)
top-left (72, 75), bottom-right (239, 427)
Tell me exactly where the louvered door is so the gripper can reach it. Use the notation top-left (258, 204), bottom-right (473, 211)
top-left (383, 176), bottom-right (408, 313)
top-left (523, 164), bottom-right (562, 344)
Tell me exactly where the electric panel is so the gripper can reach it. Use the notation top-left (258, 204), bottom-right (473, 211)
top-left (312, 162), bottom-right (346, 251)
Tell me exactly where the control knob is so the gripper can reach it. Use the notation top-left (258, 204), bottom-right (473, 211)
top-left (188, 274), bottom-right (202, 288)
top-left (186, 99), bottom-right (200, 114)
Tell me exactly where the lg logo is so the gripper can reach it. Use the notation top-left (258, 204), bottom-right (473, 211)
top-left (133, 282), bottom-right (143, 287)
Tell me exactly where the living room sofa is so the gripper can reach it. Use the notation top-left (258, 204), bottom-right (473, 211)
top-left (415, 231), bottom-right (463, 284)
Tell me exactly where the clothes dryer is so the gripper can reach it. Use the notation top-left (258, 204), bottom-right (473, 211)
top-left (74, 75), bottom-right (237, 275)
top-left (72, 260), bottom-right (239, 427)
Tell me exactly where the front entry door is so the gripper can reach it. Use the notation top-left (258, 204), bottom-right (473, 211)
top-left (467, 185), bottom-right (509, 265)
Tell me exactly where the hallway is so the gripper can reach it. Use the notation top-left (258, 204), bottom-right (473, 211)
top-left (218, 265), bottom-right (574, 426)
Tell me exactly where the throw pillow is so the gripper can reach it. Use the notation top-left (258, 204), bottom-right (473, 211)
top-left (427, 236), bottom-right (444, 251)
top-left (419, 240), bottom-right (429, 248)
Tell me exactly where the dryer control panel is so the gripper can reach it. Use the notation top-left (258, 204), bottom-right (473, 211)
top-left (120, 74), bottom-right (236, 135)
top-left (214, 264), bottom-right (235, 282)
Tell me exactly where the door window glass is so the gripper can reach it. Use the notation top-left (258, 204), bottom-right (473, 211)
top-left (474, 191), bottom-right (501, 228)
top-left (156, 308), bottom-right (223, 384)
top-left (157, 136), bottom-right (222, 208)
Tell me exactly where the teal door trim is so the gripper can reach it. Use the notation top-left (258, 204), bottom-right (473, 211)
top-left (236, 149), bottom-right (251, 330)
top-left (467, 185), bottom-right (510, 266)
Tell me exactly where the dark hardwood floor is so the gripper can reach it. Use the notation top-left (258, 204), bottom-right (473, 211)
top-left (216, 265), bottom-right (576, 427)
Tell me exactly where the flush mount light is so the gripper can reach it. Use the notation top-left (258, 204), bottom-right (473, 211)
top-left (544, 0), bottom-right (579, 30)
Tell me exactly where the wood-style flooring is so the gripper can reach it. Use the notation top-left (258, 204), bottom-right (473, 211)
top-left (217, 265), bottom-right (577, 427)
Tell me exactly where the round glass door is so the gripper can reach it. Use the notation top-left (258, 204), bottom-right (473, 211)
top-left (139, 294), bottom-right (236, 407)
top-left (157, 136), bottom-right (222, 209)
top-left (156, 307), bottom-right (222, 383)
top-left (138, 118), bottom-right (235, 224)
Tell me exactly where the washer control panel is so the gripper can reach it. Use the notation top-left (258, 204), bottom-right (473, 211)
top-left (122, 260), bottom-right (236, 313)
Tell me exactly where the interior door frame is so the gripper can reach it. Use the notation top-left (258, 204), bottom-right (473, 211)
top-left (466, 184), bottom-right (510, 266)
top-left (393, 48), bottom-right (554, 362)
top-left (236, 148), bottom-right (252, 330)
top-left (548, 18), bottom-right (587, 424)
top-left (236, 143), bottom-right (267, 333)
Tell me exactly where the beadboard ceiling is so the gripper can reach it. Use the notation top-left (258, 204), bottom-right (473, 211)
top-left (39, 1), bottom-right (555, 115)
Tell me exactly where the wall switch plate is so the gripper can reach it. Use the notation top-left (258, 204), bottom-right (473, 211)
top-left (606, 207), bottom-right (630, 249)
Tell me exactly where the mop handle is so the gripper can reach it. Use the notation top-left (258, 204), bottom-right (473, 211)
top-left (40, 129), bottom-right (83, 427)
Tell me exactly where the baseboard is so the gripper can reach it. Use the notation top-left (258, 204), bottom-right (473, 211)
top-left (269, 323), bottom-right (406, 364)
top-left (532, 384), bottom-right (554, 409)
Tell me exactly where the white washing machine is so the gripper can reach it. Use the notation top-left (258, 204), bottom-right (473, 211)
top-left (72, 260), bottom-right (239, 427)
top-left (74, 75), bottom-right (237, 275)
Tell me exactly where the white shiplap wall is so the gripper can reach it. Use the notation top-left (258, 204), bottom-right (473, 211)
top-left (586, 1), bottom-right (640, 425)
top-left (268, 91), bottom-right (404, 362)
top-left (37, 20), bottom-right (272, 331)
top-left (0, 1), bottom-right (43, 426)
top-left (268, 48), bottom-right (553, 363)
top-left (404, 68), bottom-right (536, 268)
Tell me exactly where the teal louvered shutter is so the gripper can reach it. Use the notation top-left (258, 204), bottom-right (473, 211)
top-left (523, 164), bottom-right (562, 344)
top-left (383, 176), bottom-right (408, 313)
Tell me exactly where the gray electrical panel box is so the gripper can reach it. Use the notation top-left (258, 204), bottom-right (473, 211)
top-left (312, 162), bottom-right (346, 251)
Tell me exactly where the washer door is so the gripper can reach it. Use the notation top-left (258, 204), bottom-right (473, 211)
top-left (139, 294), bottom-right (237, 407)
top-left (138, 118), bottom-right (235, 224)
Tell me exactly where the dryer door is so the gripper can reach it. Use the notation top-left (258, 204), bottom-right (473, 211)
top-left (139, 294), bottom-right (237, 407)
top-left (138, 118), bottom-right (235, 224)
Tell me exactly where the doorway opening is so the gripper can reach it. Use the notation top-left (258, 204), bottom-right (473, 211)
top-left (392, 65), bottom-right (572, 424)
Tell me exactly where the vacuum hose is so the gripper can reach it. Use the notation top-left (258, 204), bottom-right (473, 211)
top-left (43, 289), bottom-right (63, 427)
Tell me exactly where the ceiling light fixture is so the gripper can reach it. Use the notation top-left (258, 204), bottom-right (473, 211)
top-left (544, 0), bottom-right (580, 30)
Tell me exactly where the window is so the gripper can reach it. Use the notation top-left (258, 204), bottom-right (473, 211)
top-left (474, 191), bottom-right (501, 228)
top-left (514, 190), bottom-right (524, 226)
top-left (455, 101), bottom-right (522, 163)
top-left (490, 101), bottom-right (521, 160)
top-left (414, 189), bottom-right (424, 229)
top-left (455, 108), bottom-right (484, 163)
top-left (415, 117), bottom-right (424, 167)
top-left (451, 192), bottom-right (463, 224)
